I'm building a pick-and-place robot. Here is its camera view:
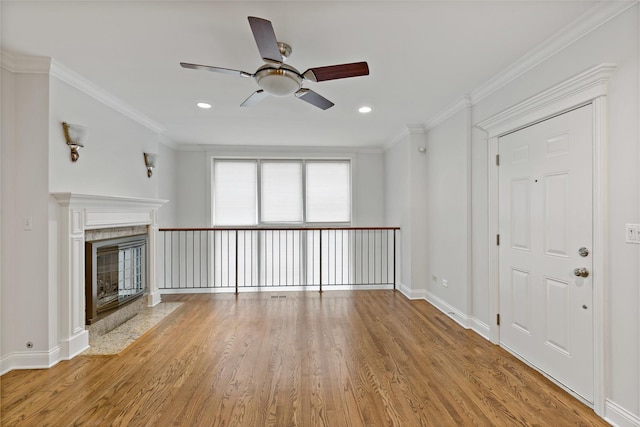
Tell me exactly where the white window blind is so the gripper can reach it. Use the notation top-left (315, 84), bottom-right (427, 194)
top-left (306, 161), bottom-right (351, 222)
top-left (261, 161), bottom-right (303, 223)
top-left (212, 158), bottom-right (351, 225)
top-left (213, 160), bottom-right (257, 225)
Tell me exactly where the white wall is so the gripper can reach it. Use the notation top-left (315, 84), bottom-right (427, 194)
top-left (405, 5), bottom-right (640, 423)
top-left (173, 145), bottom-right (386, 228)
top-left (383, 129), bottom-right (428, 295)
top-left (0, 64), bottom-right (7, 372)
top-left (48, 77), bottom-right (160, 199)
top-left (353, 151), bottom-right (384, 226)
top-left (158, 142), bottom-right (179, 227)
top-left (1, 68), bottom-right (16, 364)
top-left (424, 111), bottom-right (470, 314)
top-left (1, 70), bottom-right (53, 366)
top-left (176, 149), bottom-right (208, 227)
top-left (384, 136), bottom-right (411, 289)
top-left (409, 132), bottom-right (428, 295)
top-left (470, 125), bottom-right (490, 326)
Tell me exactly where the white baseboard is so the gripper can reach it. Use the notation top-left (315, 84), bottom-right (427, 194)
top-left (605, 399), bottom-right (640, 427)
top-left (1, 346), bottom-right (62, 374)
top-left (147, 291), bottom-right (162, 307)
top-left (422, 291), bottom-right (490, 339)
top-left (58, 330), bottom-right (90, 360)
top-left (1, 332), bottom-right (91, 375)
top-left (161, 284), bottom-right (393, 294)
top-left (425, 290), bottom-right (471, 330)
top-left (1, 353), bottom-right (13, 375)
top-left (469, 317), bottom-right (491, 340)
top-left (399, 288), bottom-right (490, 339)
top-left (397, 283), bottom-right (427, 300)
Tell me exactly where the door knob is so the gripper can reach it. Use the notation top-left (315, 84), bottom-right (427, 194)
top-left (574, 268), bottom-right (590, 278)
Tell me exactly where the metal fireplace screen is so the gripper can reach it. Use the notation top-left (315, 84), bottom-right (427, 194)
top-left (86, 235), bottom-right (147, 324)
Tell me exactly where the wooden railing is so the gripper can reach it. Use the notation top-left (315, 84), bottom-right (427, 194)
top-left (158, 227), bottom-right (399, 293)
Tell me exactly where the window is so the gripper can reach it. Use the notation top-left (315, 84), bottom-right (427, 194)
top-left (306, 161), bottom-right (350, 223)
top-left (261, 161), bottom-right (303, 223)
top-left (212, 158), bottom-right (351, 225)
top-left (212, 160), bottom-right (257, 225)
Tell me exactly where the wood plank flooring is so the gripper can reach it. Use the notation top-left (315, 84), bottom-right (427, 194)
top-left (1, 291), bottom-right (608, 426)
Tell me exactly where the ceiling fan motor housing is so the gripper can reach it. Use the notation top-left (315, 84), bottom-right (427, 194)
top-left (255, 64), bottom-right (303, 96)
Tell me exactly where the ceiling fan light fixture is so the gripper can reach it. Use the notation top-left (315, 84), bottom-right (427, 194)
top-left (255, 65), bottom-right (302, 97)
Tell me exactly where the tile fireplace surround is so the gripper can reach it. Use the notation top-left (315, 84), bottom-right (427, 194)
top-left (50, 193), bottom-right (167, 363)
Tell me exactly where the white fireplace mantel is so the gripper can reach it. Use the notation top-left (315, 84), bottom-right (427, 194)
top-left (51, 193), bottom-right (167, 360)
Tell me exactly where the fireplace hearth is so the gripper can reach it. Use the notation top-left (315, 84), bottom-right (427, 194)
top-left (85, 234), bottom-right (148, 324)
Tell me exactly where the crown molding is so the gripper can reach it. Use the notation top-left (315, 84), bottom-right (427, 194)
top-left (49, 59), bottom-right (166, 134)
top-left (384, 123), bottom-right (427, 150)
top-left (175, 143), bottom-right (364, 157)
top-left (424, 97), bottom-right (470, 131)
top-left (406, 123), bottom-right (426, 134)
top-left (469, 0), bottom-right (635, 105)
top-left (1, 50), bottom-right (51, 73)
top-left (384, 128), bottom-right (409, 151)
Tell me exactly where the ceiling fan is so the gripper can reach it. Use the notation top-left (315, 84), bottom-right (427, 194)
top-left (180, 16), bottom-right (369, 110)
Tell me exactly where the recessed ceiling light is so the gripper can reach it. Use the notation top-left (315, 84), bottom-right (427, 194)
top-left (359, 106), bottom-right (372, 113)
top-left (197, 102), bottom-right (212, 109)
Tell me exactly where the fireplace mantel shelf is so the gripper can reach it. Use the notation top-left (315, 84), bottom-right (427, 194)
top-left (51, 193), bottom-right (168, 209)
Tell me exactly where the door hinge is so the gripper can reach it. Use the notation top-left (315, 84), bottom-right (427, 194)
top-left (496, 154), bottom-right (500, 166)
top-left (497, 313), bottom-right (500, 325)
top-left (496, 234), bottom-right (500, 245)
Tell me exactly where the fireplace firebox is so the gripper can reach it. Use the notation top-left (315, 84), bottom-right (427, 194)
top-left (85, 235), bottom-right (148, 324)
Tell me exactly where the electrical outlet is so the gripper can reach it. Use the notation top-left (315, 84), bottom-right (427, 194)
top-left (626, 224), bottom-right (640, 244)
top-left (24, 216), bottom-right (33, 231)
top-left (442, 279), bottom-right (448, 288)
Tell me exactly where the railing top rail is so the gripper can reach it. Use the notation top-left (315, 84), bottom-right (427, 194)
top-left (159, 226), bottom-right (400, 232)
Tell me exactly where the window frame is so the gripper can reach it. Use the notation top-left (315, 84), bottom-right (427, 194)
top-left (211, 157), bottom-right (352, 227)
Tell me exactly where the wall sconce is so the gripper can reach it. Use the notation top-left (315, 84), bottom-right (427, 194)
top-left (143, 153), bottom-right (157, 177)
top-left (62, 122), bottom-right (88, 162)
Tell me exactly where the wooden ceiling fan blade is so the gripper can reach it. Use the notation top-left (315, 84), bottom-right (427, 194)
top-left (180, 62), bottom-right (253, 78)
top-left (248, 16), bottom-right (282, 65)
top-left (303, 62), bottom-right (369, 82)
top-left (295, 89), bottom-right (334, 110)
top-left (241, 90), bottom-right (269, 107)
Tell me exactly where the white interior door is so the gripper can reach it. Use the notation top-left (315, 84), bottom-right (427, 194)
top-left (498, 104), bottom-right (594, 402)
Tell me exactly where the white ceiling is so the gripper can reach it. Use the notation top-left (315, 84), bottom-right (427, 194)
top-left (2, 1), bottom-right (601, 148)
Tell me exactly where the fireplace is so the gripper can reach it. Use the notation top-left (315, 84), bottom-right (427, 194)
top-left (50, 193), bottom-right (166, 361)
top-left (85, 234), bottom-right (148, 324)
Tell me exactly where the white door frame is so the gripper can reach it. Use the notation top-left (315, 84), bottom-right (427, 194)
top-left (477, 63), bottom-right (616, 416)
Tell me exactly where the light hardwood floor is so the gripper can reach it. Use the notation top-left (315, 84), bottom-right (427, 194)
top-left (1, 291), bottom-right (608, 426)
